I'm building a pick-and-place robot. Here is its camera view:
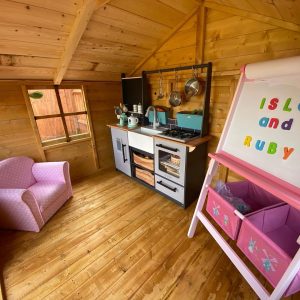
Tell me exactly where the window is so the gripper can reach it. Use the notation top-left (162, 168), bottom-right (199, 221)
top-left (27, 86), bottom-right (90, 146)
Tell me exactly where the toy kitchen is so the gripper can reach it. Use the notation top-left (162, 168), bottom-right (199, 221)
top-left (108, 63), bottom-right (212, 208)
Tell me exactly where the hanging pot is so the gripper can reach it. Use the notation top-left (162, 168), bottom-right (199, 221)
top-left (169, 70), bottom-right (182, 107)
top-left (184, 67), bottom-right (202, 100)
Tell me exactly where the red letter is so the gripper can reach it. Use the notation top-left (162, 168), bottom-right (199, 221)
top-left (268, 98), bottom-right (279, 110)
top-left (268, 118), bottom-right (279, 129)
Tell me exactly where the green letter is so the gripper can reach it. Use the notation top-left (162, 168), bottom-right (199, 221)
top-left (267, 142), bottom-right (277, 155)
top-left (260, 97), bottom-right (266, 109)
top-left (283, 98), bottom-right (292, 112)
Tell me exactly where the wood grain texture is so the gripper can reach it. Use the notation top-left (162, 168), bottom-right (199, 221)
top-left (54, 0), bottom-right (101, 84)
top-left (206, 0), bottom-right (300, 26)
top-left (0, 170), bottom-right (263, 299)
top-left (204, 1), bottom-right (300, 32)
top-left (133, 4), bottom-right (300, 185)
top-left (1, 170), bottom-right (299, 299)
top-left (84, 81), bottom-right (122, 170)
top-left (0, 82), bottom-right (42, 161)
top-left (0, 0), bottom-right (300, 81)
top-left (0, 0), bottom-right (200, 81)
top-left (129, 5), bottom-right (200, 76)
top-left (0, 80), bottom-right (121, 180)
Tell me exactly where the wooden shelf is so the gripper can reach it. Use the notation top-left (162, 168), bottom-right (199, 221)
top-left (210, 151), bottom-right (300, 210)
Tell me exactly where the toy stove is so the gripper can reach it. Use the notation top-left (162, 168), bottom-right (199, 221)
top-left (158, 127), bottom-right (201, 142)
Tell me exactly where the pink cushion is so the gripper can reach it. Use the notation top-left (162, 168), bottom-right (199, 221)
top-left (0, 157), bottom-right (36, 189)
top-left (28, 182), bottom-right (66, 213)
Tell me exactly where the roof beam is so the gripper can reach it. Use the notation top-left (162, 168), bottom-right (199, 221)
top-left (204, 1), bottom-right (300, 33)
top-left (129, 5), bottom-right (201, 76)
top-left (53, 0), bottom-right (110, 84)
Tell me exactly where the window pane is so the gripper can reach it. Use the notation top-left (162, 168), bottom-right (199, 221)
top-left (28, 89), bottom-right (60, 116)
top-left (59, 89), bottom-right (86, 113)
top-left (36, 118), bottom-right (66, 142)
top-left (65, 114), bottom-right (89, 136)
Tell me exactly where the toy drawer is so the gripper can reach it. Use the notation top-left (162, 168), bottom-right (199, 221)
top-left (206, 181), bottom-right (283, 240)
top-left (206, 186), bottom-right (241, 239)
top-left (155, 175), bottom-right (184, 205)
top-left (237, 205), bottom-right (300, 297)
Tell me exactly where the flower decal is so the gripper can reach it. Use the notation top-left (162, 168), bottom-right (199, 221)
top-left (213, 202), bottom-right (220, 216)
top-left (224, 215), bottom-right (229, 226)
top-left (248, 237), bottom-right (256, 253)
top-left (261, 249), bottom-right (278, 272)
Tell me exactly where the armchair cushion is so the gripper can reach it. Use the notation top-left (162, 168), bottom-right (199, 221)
top-left (28, 182), bottom-right (66, 213)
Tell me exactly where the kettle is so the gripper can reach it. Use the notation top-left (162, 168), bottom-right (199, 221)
top-left (128, 114), bottom-right (138, 128)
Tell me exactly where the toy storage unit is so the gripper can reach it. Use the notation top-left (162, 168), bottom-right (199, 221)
top-left (238, 204), bottom-right (300, 296)
top-left (206, 181), bottom-right (283, 240)
top-left (188, 56), bottom-right (300, 300)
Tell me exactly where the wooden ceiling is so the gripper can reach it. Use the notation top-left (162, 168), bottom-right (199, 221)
top-left (0, 0), bottom-right (199, 82)
top-left (0, 0), bottom-right (299, 83)
top-left (206, 0), bottom-right (300, 26)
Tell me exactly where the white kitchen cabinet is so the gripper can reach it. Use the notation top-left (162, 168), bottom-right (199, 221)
top-left (110, 127), bottom-right (131, 177)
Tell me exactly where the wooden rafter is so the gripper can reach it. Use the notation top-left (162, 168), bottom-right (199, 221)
top-left (53, 0), bottom-right (111, 84)
top-left (204, 1), bottom-right (300, 33)
top-left (129, 5), bottom-right (201, 76)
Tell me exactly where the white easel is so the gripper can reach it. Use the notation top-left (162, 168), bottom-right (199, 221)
top-left (188, 56), bottom-right (300, 300)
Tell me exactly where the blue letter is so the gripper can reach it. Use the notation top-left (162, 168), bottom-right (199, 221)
top-left (255, 140), bottom-right (265, 151)
top-left (259, 117), bottom-right (269, 127)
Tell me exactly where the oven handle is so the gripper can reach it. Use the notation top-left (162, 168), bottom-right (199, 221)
top-left (157, 180), bottom-right (177, 192)
top-left (122, 144), bottom-right (127, 163)
top-left (156, 144), bottom-right (178, 152)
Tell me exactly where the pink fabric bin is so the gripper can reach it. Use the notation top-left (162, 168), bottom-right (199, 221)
top-left (237, 205), bottom-right (300, 296)
top-left (206, 181), bottom-right (283, 240)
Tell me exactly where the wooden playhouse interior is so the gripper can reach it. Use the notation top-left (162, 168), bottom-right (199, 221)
top-left (0, 0), bottom-right (300, 299)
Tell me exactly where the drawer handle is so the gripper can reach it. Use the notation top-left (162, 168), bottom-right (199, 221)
top-left (156, 144), bottom-right (178, 152)
top-left (157, 180), bottom-right (177, 192)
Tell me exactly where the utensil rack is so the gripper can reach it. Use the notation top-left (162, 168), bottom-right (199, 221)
top-left (143, 62), bottom-right (212, 137)
top-left (144, 63), bottom-right (211, 74)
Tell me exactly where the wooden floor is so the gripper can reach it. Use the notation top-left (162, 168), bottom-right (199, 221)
top-left (0, 170), bottom-right (299, 300)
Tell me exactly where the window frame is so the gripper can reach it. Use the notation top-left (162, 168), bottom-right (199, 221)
top-left (26, 84), bottom-right (91, 148)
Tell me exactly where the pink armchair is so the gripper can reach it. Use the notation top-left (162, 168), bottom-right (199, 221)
top-left (0, 156), bottom-right (73, 232)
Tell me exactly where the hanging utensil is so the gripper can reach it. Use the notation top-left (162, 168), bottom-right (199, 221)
top-left (114, 106), bottom-right (122, 118)
top-left (157, 71), bottom-right (164, 100)
top-left (169, 70), bottom-right (182, 107)
top-left (184, 67), bottom-right (202, 100)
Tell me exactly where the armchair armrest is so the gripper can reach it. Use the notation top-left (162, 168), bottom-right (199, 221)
top-left (0, 188), bottom-right (28, 201)
top-left (0, 188), bottom-right (44, 231)
top-left (32, 161), bottom-right (71, 184)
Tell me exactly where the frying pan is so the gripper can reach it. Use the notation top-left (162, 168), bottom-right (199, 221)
top-left (169, 71), bottom-right (182, 107)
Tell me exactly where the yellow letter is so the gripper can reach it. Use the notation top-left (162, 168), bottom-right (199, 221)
top-left (244, 136), bottom-right (252, 147)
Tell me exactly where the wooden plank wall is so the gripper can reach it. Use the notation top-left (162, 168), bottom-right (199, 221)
top-left (85, 82), bottom-right (122, 170)
top-left (135, 7), bottom-right (300, 182)
top-left (0, 81), bottom-right (121, 180)
top-left (0, 82), bottom-right (42, 161)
